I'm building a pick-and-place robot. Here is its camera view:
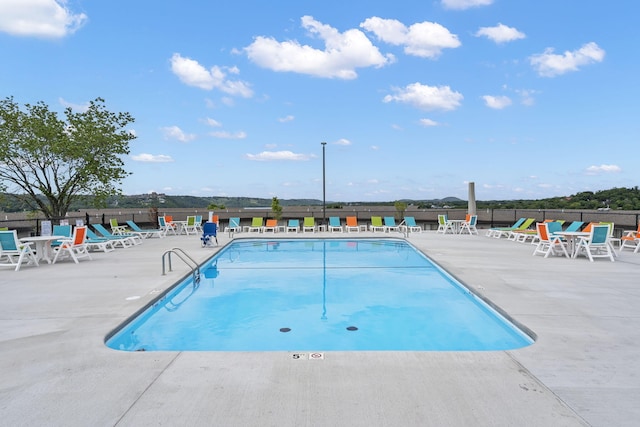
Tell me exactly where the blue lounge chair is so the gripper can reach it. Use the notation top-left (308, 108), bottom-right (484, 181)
top-left (383, 216), bottom-right (399, 232)
top-left (126, 220), bottom-right (166, 238)
top-left (201, 222), bottom-right (218, 247)
top-left (92, 224), bottom-right (142, 246)
top-left (328, 216), bottom-right (343, 232)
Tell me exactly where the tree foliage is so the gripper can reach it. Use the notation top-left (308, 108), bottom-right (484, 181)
top-left (271, 196), bottom-right (283, 220)
top-left (0, 97), bottom-right (135, 219)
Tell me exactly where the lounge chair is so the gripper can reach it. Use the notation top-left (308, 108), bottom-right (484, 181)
top-left (328, 217), bottom-right (343, 232)
top-left (51, 224), bottom-right (72, 248)
top-left (200, 222), bottom-right (218, 247)
top-left (0, 230), bottom-right (39, 271)
top-left (126, 220), bottom-right (166, 238)
top-left (345, 216), bottom-right (361, 233)
top-left (247, 217), bottom-right (263, 232)
top-left (532, 223), bottom-right (569, 258)
top-left (286, 219), bottom-right (300, 233)
top-left (383, 216), bottom-right (400, 232)
top-left (369, 216), bottom-right (385, 232)
top-left (109, 218), bottom-right (129, 235)
top-left (400, 217), bottom-right (422, 233)
top-left (93, 224), bottom-right (142, 246)
top-left (302, 217), bottom-right (317, 233)
top-left (502, 218), bottom-right (536, 240)
top-left (263, 219), bottom-right (278, 233)
top-left (486, 217), bottom-right (526, 238)
top-left (52, 226), bottom-right (92, 264)
top-left (573, 224), bottom-right (615, 262)
top-left (225, 217), bottom-right (241, 233)
top-left (87, 227), bottom-right (132, 249)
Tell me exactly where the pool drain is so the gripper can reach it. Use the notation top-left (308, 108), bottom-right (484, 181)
top-left (279, 327), bottom-right (291, 333)
top-left (346, 326), bottom-right (358, 331)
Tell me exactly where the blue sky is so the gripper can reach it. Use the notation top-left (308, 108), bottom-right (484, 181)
top-left (1, 0), bottom-right (638, 202)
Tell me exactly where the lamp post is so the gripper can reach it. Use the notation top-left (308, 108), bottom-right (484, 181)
top-left (321, 142), bottom-right (327, 226)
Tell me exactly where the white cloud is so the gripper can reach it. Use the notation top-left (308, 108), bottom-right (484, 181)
top-left (530, 42), bottom-right (605, 77)
top-left (441, 0), bottom-right (493, 10)
top-left (585, 164), bottom-right (621, 175)
top-left (244, 16), bottom-right (393, 79)
top-left (475, 23), bottom-right (525, 44)
top-left (334, 138), bottom-right (351, 146)
top-left (203, 117), bottom-right (222, 127)
top-left (209, 131), bottom-right (247, 139)
top-left (245, 150), bottom-right (315, 161)
top-left (383, 82), bottom-right (463, 111)
top-left (482, 95), bottom-right (512, 109)
top-left (278, 115), bottom-right (295, 123)
top-left (131, 153), bottom-right (174, 163)
top-left (419, 118), bottom-right (439, 127)
top-left (170, 53), bottom-right (253, 97)
top-left (361, 17), bottom-right (460, 59)
top-left (160, 125), bottom-right (196, 142)
top-left (0, 0), bottom-right (87, 38)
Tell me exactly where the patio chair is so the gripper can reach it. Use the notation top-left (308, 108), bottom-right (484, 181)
top-left (247, 217), bottom-right (263, 232)
top-left (302, 217), bottom-right (317, 233)
top-left (286, 219), bottom-right (300, 233)
top-left (369, 216), bottom-right (385, 232)
top-left (619, 223), bottom-right (640, 253)
top-left (328, 217), bottom-right (343, 232)
top-left (126, 220), bottom-right (166, 238)
top-left (225, 217), bottom-right (241, 233)
top-left (200, 222), bottom-right (218, 247)
top-left (182, 215), bottom-right (199, 235)
top-left (436, 215), bottom-right (453, 234)
top-left (158, 216), bottom-right (177, 235)
top-left (195, 215), bottom-right (204, 233)
top-left (459, 215), bottom-right (478, 235)
top-left (52, 226), bottom-right (92, 264)
top-left (0, 230), bottom-right (39, 271)
top-left (572, 224), bottom-right (615, 262)
top-left (345, 216), bottom-right (360, 233)
top-left (532, 223), bottom-right (569, 258)
top-left (383, 216), bottom-right (400, 232)
top-left (263, 219), bottom-right (278, 233)
top-left (51, 224), bottom-right (72, 248)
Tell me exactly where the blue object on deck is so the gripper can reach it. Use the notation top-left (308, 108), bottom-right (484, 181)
top-left (201, 222), bottom-right (218, 247)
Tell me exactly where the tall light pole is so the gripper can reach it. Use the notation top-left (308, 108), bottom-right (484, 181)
top-left (321, 141), bottom-right (327, 226)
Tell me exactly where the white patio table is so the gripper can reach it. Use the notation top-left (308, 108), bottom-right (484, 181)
top-left (20, 235), bottom-right (66, 264)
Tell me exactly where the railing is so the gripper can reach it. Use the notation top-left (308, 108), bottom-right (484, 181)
top-left (161, 248), bottom-right (200, 284)
top-left (3, 208), bottom-right (640, 238)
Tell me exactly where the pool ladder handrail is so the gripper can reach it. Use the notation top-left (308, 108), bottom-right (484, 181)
top-left (162, 247), bottom-right (201, 284)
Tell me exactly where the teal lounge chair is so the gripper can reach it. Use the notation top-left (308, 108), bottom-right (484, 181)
top-left (328, 217), bottom-right (343, 232)
top-left (92, 224), bottom-right (142, 246)
top-left (126, 220), bottom-right (166, 238)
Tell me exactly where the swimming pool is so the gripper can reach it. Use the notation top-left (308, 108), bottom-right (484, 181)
top-left (106, 239), bottom-right (534, 351)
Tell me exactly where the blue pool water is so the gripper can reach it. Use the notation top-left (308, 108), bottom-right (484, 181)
top-left (106, 239), bottom-right (533, 351)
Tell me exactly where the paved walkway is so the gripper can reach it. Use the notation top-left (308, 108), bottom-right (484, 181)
top-left (1, 229), bottom-right (639, 426)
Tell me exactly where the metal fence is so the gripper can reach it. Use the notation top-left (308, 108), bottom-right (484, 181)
top-left (2, 207), bottom-right (639, 238)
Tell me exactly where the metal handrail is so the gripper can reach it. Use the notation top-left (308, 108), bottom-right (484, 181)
top-left (162, 247), bottom-right (200, 284)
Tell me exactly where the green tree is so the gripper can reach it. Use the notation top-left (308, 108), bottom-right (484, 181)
top-left (0, 97), bottom-right (135, 219)
top-left (394, 201), bottom-right (407, 220)
top-left (271, 196), bottom-right (283, 220)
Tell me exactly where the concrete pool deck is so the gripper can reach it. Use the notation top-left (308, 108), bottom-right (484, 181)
top-left (1, 229), bottom-right (639, 426)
